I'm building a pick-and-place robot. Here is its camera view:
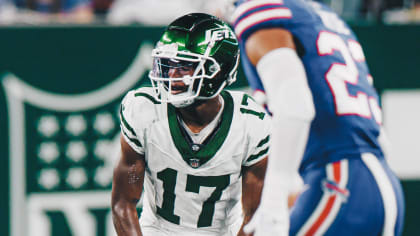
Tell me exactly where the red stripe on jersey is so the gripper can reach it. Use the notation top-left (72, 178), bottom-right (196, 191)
top-left (332, 161), bottom-right (341, 182)
top-left (235, 8), bottom-right (292, 39)
top-left (232, 3), bottom-right (285, 24)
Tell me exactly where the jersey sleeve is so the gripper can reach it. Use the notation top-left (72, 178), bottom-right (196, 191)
top-left (119, 90), bottom-right (146, 155)
top-left (231, 0), bottom-right (293, 41)
top-left (242, 94), bottom-right (272, 166)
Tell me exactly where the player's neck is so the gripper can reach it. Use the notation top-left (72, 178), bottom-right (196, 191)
top-left (176, 95), bottom-right (223, 133)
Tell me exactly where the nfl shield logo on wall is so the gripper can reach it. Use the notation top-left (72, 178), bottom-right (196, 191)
top-left (2, 42), bottom-right (153, 236)
top-left (189, 158), bottom-right (201, 168)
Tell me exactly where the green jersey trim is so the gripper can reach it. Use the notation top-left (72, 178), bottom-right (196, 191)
top-left (247, 147), bottom-right (269, 163)
top-left (257, 135), bottom-right (270, 148)
top-left (167, 91), bottom-right (234, 168)
top-left (121, 129), bottom-right (143, 148)
top-left (120, 104), bottom-right (137, 138)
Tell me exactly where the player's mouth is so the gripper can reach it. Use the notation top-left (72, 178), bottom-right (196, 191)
top-left (171, 84), bottom-right (188, 94)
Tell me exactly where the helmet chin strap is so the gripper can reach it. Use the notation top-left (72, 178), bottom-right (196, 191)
top-left (171, 96), bottom-right (212, 109)
top-left (171, 98), bottom-right (195, 108)
top-left (171, 90), bottom-right (215, 108)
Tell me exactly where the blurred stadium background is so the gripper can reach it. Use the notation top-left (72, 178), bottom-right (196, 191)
top-left (0, 0), bottom-right (419, 235)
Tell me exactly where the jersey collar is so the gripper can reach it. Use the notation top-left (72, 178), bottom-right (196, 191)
top-left (167, 91), bottom-right (234, 168)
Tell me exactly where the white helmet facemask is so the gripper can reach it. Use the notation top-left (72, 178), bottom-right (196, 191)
top-left (149, 42), bottom-right (220, 108)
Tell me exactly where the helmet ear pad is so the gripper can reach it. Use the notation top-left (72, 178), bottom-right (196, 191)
top-left (196, 47), bottom-right (239, 98)
top-left (197, 71), bottom-right (225, 98)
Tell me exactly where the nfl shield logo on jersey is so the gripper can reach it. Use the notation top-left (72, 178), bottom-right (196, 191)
top-left (2, 42), bottom-right (152, 236)
top-left (189, 158), bottom-right (201, 168)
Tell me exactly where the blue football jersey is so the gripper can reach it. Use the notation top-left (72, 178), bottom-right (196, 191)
top-left (232, 0), bottom-right (384, 173)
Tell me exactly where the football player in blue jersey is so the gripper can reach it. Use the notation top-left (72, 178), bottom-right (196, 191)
top-left (218, 0), bottom-right (405, 235)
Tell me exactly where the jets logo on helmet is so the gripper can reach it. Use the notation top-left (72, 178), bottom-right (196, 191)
top-left (199, 28), bottom-right (236, 46)
top-left (148, 13), bottom-right (240, 108)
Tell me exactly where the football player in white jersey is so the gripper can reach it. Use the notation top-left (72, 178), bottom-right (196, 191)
top-left (111, 13), bottom-right (272, 236)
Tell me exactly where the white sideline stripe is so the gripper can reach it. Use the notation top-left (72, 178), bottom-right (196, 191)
top-left (4, 81), bottom-right (26, 236)
top-left (231, 0), bottom-right (284, 23)
top-left (297, 160), bottom-right (348, 236)
top-left (362, 153), bottom-right (398, 236)
top-left (234, 8), bottom-right (292, 38)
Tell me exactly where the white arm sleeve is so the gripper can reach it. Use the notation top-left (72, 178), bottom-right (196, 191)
top-left (255, 47), bottom-right (315, 224)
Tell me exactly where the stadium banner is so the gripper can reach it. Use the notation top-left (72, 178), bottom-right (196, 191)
top-left (0, 25), bottom-right (419, 236)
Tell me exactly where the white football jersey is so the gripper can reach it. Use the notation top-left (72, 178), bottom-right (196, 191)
top-left (120, 87), bottom-right (271, 235)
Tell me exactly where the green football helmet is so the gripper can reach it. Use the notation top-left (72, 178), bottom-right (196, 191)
top-left (149, 13), bottom-right (240, 108)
